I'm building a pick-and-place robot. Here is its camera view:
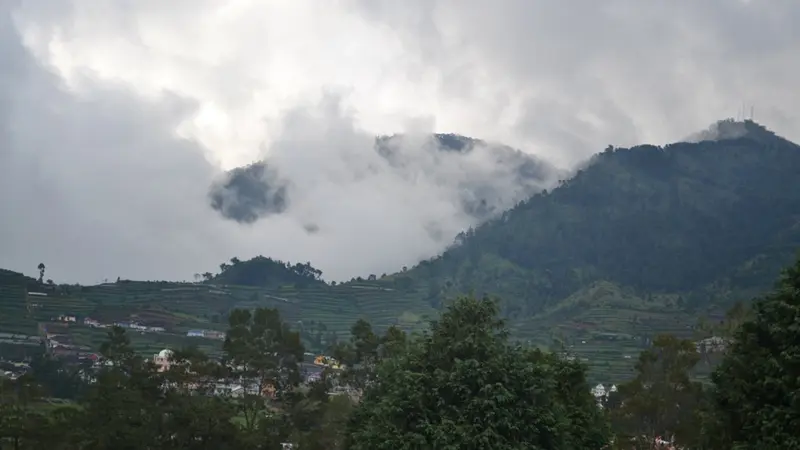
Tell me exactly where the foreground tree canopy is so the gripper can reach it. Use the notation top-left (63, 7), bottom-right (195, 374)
top-left (706, 255), bottom-right (800, 449)
top-left (346, 296), bottom-right (610, 450)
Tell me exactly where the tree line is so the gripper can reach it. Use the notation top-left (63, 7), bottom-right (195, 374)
top-left (3, 255), bottom-right (800, 449)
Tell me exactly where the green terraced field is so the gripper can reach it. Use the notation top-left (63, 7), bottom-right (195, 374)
top-left (0, 277), bottom-right (723, 384)
top-left (0, 285), bottom-right (37, 335)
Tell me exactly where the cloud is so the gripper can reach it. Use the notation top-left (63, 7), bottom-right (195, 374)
top-left (209, 162), bottom-right (289, 223)
top-left (1, 0), bottom-right (799, 283)
top-left (348, 0), bottom-right (800, 164)
top-left (205, 92), bottom-right (559, 271)
top-left (0, 8), bottom-right (554, 283)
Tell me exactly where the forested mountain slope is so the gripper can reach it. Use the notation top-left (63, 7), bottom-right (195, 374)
top-left (409, 120), bottom-right (800, 319)
top-left (3, 120), bottom-right (799, 383)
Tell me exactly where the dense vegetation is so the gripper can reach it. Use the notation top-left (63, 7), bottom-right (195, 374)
top-left (2, 254), bottom-right (800, 449)
top-left (209, 256), bottom-right (324, 288)
top-left (411, 120), bottom-right (800, 317)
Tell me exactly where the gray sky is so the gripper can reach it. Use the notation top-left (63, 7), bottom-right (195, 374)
top-left (1, 0), bottom-right (799, 283)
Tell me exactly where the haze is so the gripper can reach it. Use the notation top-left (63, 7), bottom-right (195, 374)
top-left (1, 0), bottom-right (799, 283)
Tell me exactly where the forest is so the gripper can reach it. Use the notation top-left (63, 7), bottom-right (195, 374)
top-left (409, 121), bottom-right (800, 317)
top-left (2, 254), bottom-right (799, 449)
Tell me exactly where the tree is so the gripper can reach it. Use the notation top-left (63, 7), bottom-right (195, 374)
top-left (37, 263), bottom-right (45, 283)
top-left (607, 334), bottom-right (703, 449)
top-left (380, 325), bottom-right (407, 360)
top-left (159, 347), bottom-right (242, 449)
top-left (331, 319), bottom-right (382, 391)
top-left (202, 272), bottom-right (214, 281)
top-left (290, 262), bottom-right (323, 281)
top-left (223, 308), bottom-right (304, 434)
top-left (705, 256), bottom-right (800, 449)
top-left (28, 354), bottom-right (86, 400)
top-left (0, 375), bottom-right (51, 449)
top-left (346, 296), bottom-right (609, 450)
top-left (76, 326), bottom-right (165, 449)
top-left (287, 382), bottom-right (354, 450)
top-left (528, 349), bottom-right (610, 449)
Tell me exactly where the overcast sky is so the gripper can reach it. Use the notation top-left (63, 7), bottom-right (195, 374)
top-left (1, 0), bottom-right (799, 284)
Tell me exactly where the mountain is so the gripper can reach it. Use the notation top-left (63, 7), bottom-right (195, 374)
top-left (2, 119), bottom-right (799, 383)
top-left (408, 119), bottom-right (800, 319)
top-left (208, 133), bottom-right (561, 224)
top-left (199, 119), bottom-right (800, 353)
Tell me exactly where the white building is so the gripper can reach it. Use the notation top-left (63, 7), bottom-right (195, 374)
top-left (591, 383), bottom-right (606, 398)
top-left (153, 349), bottom-right (174, 372)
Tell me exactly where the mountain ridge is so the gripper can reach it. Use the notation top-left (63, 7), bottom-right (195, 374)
top-left (407, 119), bottom-right (800, 315)
top-left (2, 119), bottom-right (799, 382)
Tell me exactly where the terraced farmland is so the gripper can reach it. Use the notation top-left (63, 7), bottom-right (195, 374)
top-left (0, 285), bottom-right (36, 335)
top-left (0, 278), bottom-right (438, 358)
top-left (250, 282), bottom-right (437, 334)
top-left (0, 274), bottom-right (722, 384)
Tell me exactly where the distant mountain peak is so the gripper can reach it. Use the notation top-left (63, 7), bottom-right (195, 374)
top-left (683, 118), bottom-right (778, 144)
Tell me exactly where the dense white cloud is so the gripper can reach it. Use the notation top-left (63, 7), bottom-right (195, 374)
top-left (1, 0), bottom-right (799, 283)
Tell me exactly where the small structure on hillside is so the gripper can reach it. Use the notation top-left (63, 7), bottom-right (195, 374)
top-left (313, 355), bottom-right (342, 369)
top-left (696, 336), bottom-right (727, 353)
top-left (186, 329), bottom-right (226, 339)
top-left (153, 349), bottom-right (174, 372)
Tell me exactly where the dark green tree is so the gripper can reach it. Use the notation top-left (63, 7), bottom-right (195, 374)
top-left (74, 326), bottom-right (165, 450)
top-left (37, 263), bottom-right (45, 284)
top-left (331, 319), bottom-right (381, 391)
top-left (0, 375), bottom-right (49, 450)
top-left (705, 256), bottom-right (800, 449)
top-left (223, 308), bottom-right (304, 437)
top-left (346, 296), bottom-right (609, 450)
top-left (28, 354), bottom-right (86, 400)
top-left (607, 334), bottom-right (703, 449)
top-left (527, 349), bottom-right (610, 449)
top-left (379, 325), bottom-right (407, 360)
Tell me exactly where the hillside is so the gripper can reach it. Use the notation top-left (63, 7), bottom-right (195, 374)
top-left (2, 119), bottom-right (799, 383)
top-left (405, 120), bottom-right (800, 353)
top-left (0, 269), bottom-right (433, 361)
top-left (413, 120), bottom-right (800, 301)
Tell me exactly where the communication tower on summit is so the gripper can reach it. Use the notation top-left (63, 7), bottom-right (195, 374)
top-left (736, 102), bottom-right (755, 121)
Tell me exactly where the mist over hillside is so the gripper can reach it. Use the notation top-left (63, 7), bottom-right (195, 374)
top-left (209, 133), bottom-right (562, 226)
top-left (683, 118), bottom-right (778, 144)
top-left (408, 119), bottom-right (800, 317)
